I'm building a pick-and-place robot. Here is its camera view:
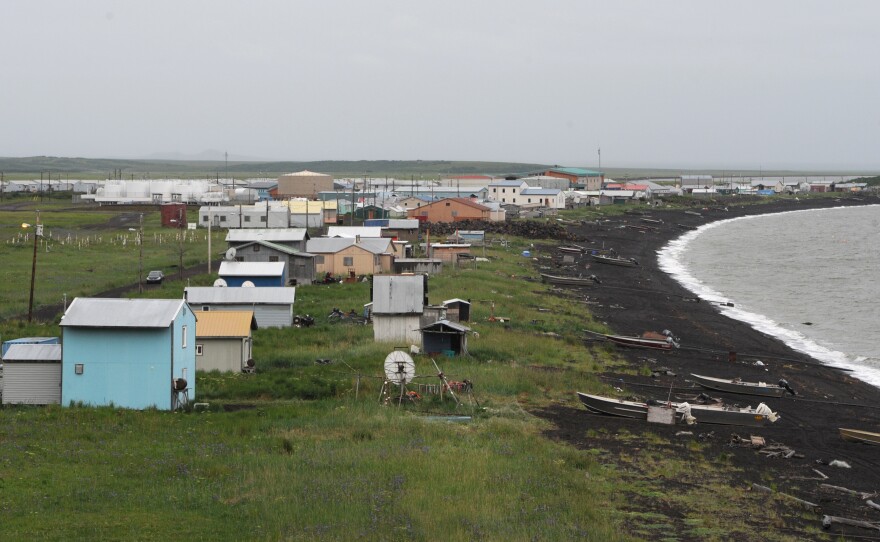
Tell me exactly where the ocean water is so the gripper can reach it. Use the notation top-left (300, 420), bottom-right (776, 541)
top-left (658, 204), bottom-right (880, 388)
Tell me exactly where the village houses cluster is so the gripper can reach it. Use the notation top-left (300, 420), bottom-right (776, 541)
top-left (0, 167), bottom-right (869, 409)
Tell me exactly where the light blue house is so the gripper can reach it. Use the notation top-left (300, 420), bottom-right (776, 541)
top-left (60, 298), bottom-right (197, 410)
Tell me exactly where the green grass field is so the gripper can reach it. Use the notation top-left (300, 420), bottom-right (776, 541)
top-left (0, 198), bottom-right (831, 540)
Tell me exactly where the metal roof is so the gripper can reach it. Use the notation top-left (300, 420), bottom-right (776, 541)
top-left (226, 228), bottom-right (309, 243)
top-left (488, 180), bottom-right (528, 187)
top-left (326, 226), bottom-right (383, 238)
top-left (218, 261), bottom-right (286, 277)
top-left (521, 188), bottom-right (561, 195)
top-left (549, 167), bottom-right (603, 176)
top-left (420, 319), bottom-right (471, 333)
top-left (194, 310), bottom-right (257, 337)
top-left (185, 286), bottom-right (296, 305)
top-left (279, 170), bottom-right (332, 178)
top-left (372, 275), bottom-right (424, 314)
top-left (307, 237), bottom-right (392, 255)
top-left (61, 298), bottom-right (187, 328)
top-left (2, 343), bottom-right (62, 361)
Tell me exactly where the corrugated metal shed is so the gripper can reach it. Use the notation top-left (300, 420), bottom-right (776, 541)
top-left (2, 343), bottom-right (62, 361)
top-left (226, 228), bottom-right (309, 243)
top-left (218, 261), bottom-right (286, 276)
top-left (372, 275), bottom-right (425, 314)
top-left (185, 286), bottom-right (296, 305)
top-left (1, 336), bottom-right (59, 357)
top-left (60, 298), bottom-right (185, 328)
top-left (194, 311), bottom-right (256, 337)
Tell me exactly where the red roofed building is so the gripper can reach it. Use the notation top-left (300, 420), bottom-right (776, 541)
top-left (407, 197), bottom-right (491, 223)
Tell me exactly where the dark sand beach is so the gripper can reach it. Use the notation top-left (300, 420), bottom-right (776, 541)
top-left (533, 196), bottom-right (880, 538)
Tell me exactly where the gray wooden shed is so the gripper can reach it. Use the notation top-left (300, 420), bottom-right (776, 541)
top-left (420, 320), bottom-right (470, 356)
top-left (371, 274), bottom-right (427, 345)
top-left (1, 344), bottom-right (62, 405)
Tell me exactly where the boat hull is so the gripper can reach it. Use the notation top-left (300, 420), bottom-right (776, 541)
top-left (591, 255), bottom-right (638, 267)
top-left (541, 273), bottom-right (597, 287)
top-left (691, 373), bottom-right (786, 398)
top-left (839, 428), bottom-right (880, 446)
top-left (577, 392), bottom-right (775, 427)
top-left (605, 334), bottom-right (674, 350)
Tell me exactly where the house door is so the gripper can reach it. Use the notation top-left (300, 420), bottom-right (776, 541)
top-left (213, 215), bottom-right (221, 227)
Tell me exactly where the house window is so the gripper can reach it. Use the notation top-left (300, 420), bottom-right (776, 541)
top-left (269, 256), bottom-right (279, 262)
top-left (220, 216), bottom-right (227, 222)
top-left (74, 363), bottom-right (84, 375)
top-left (445, 202), bottom-right (450, 206)
top-left (202, 215), bottom-right (208, 222)
top-left (202, 306), bottom-right (210, 311)
top-left (260, 216), bottom-right (267, 222)
top-left (343, 256), bottom-right (354, 266)
top-left (196, 344), bottom-right (203, 356)
top-left (315, 255), bottom-right (325, 264)
top-left (528, 198), bottom-right (532, 203)
top-left (244, 216), bottom-right (251, 222)
top-left (452, 211), bottom-right (458, 217)
top-left (235, 256), bottom-right (244, 262)
top-left (502, 188), bottom-right (506, 193)
top-left (182, 325), bottom-right (188, 348)
top-left (253, 245), bottom-right (260, 252)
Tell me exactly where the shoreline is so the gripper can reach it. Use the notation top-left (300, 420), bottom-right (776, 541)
top-left (657, 203), bottom-right (880, 390)
top-left (538, 194), bottom-right (880, 533)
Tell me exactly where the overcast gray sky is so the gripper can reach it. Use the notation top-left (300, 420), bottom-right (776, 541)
top-left (1, 1), bottom-right (878, 169)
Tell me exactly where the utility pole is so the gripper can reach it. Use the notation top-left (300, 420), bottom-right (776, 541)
top-left (138, 213), bottom-right (144, 293)
top-left (178, 208), bottom-right (185, 280)
top-left (207, 207), bottom-right (212, 274)
top-left (27, 210), bottom-right (41, 322)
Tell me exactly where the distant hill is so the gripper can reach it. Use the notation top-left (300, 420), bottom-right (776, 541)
top-left (0, 156), bottom-right (872, 181)
top-left (0, 156), bottom-right (550, 180)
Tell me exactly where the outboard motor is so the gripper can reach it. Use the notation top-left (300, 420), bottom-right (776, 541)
top-left (778, 379), bottom-right (796, 396)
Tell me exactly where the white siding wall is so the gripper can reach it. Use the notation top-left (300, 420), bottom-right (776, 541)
top-left (2, 363), bottom-right (61, 405)
top-left (373, 315), bottom-right (422, 346)
top-left (197, 338), bottom-right (248, 372)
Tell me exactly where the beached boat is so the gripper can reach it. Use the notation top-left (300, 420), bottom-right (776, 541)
top-left (541, 273), bottom-right (600, 287)
top-left (577, 392), bottom-right (779, 427)
top-left (591, 254), bottom-right (639, 267)
top-left (690, 373), bottom-right (795, 398)
top-left (839, 428), bottom-right (880, 446)
top-left (585, 329), bottom-right (678, 350)
top-left (557, 246), bottom-right (585, 254)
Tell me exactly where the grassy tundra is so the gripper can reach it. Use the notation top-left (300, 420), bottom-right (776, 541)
top-left (0, 198), bottom-right (823, 540)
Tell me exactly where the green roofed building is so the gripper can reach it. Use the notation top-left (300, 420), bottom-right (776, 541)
top-left (543, 167), bottom-right (604, 190)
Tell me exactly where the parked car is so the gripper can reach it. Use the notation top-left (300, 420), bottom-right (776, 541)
top-left (146, 270), bottom-right (165, 284)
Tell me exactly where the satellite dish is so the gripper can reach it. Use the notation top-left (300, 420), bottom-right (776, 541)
top-left (213, 278), bottom-right (228, 287)
top-left (383, 351), bottom-right (415, 385)
top-left (241, 280), bottom-right (255, 287)
top-left (225, 247), bottom-right (237, 261)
